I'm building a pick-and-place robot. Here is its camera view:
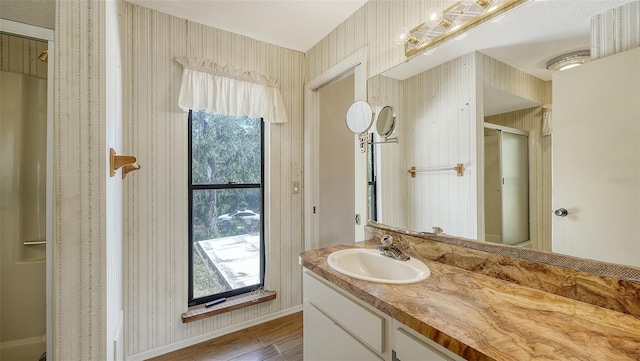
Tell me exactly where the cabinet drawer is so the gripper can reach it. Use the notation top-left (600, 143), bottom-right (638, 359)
top-left (304, 300), bottom-right (383, 361)
top-left (303, 271), bottom-right (385, 353)
top-left (393, 322), bottom-right (465, 361)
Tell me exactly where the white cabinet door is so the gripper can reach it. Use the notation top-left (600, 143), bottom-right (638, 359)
top-left (303, 300), bottom-right (383, 361)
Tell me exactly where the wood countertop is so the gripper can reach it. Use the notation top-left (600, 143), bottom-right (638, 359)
top-left (299, 242), bottom-right (640, 361)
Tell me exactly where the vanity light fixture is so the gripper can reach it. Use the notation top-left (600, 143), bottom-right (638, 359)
top-left (402, 0), bottom-right (530, 57)
top-left (546, 50), bottom-right (591, 71)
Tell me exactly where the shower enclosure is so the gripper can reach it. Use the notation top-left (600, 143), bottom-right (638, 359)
top-left (484, 124), bottom-right (530, 245)
top-left (1, 31), bottom-right (49, 361)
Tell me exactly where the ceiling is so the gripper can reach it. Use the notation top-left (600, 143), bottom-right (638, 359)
top-left (1, 0), bottom-right (367, 53)
top-left (126, 0), bottom-right (368, 52)
top-left (0, 0), bottom-right (55, 30)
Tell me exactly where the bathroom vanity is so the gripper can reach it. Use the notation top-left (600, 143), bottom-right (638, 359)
top-left (303, 269), bottom-right (464, 361)
top-left (300, 227), bottom-right (640, 361)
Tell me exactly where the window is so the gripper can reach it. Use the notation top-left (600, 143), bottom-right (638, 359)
top-left (188, 110), bottom-right (264, 306)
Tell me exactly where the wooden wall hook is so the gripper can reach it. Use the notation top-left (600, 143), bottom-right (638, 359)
top-left (110, 148), bottom-right (141, 179)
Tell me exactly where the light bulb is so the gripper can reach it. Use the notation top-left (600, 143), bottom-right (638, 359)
top-left (393, 27), bottom-right (410, 46)
top-left (424, 8), bottom-right (444, 28)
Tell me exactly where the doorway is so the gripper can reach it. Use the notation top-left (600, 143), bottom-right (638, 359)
top-left (484, 124), bottom-right (530, 246)
top-left (303, 48), bottom-right (368, 251)
top-left (0, 21), bottom-right (53, 361)
top-left (317, 73), bottom-right (355, 248)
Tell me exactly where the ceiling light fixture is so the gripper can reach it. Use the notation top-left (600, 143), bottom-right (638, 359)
top-left (402, 0), bottom-right (530, 57)
top-left (546, 50), bottom-right (591, 71)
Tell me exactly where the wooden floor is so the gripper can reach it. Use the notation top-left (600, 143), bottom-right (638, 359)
top-left (150, 312), bottom-right (303, 361)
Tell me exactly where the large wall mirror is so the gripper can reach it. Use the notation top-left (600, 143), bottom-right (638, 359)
top-left (367, 0), bottom-right (640, 269)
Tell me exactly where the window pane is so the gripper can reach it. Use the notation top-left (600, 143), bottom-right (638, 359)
top-left (192, 188), bottom-right (262, 299)
top-left (191, 111), bottom-right (262, 185)
top-left (192, 188), bottom-right (262, 240)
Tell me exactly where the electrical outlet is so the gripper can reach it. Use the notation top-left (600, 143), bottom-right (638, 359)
top-left (292, 181), bottom-right (300, 194)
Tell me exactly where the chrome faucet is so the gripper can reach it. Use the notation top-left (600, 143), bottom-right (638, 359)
top-left (377, 235), bottom-right (410, 261)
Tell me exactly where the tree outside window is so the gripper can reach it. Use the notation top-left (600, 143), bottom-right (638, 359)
top-left (188, 111), bottom-right (264, 306)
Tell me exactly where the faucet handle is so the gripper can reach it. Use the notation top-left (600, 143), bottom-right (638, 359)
top-left (380, 235), bottom-right (393, 247)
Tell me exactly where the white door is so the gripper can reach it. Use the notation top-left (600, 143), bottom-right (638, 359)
top-left (552, 48), bottom-right (640, 267)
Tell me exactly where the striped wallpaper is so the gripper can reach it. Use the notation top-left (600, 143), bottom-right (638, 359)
top-left (0, 33), bottom-right (48, 78)
top-left (53, 0), bottom-right (111, 360)
top-left (306, 0), bottom-right (456, 82)
top-left (122, 3), bottom-right (305, 359)
top-left (478, 52), bottom-right (550, 106)
top-left (403, 53), bottom-right (478, 239)
top-left (592, 1), bottom-right (640, 60)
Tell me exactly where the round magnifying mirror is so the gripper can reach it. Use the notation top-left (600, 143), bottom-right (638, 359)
top-left (376, 105), bottom-right (396, 138)
top-left (345, 100), bottom-right (375, 134)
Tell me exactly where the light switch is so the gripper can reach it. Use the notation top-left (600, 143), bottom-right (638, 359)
top-left (293, 181), bottom-right (300, 194)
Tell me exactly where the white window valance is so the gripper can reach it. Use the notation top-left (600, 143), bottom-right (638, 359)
top-left (176, 57), bottom-right (288, 124)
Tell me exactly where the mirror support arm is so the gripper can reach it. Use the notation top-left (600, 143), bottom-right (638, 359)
top-left (370, 136), bottom-right (398, 145)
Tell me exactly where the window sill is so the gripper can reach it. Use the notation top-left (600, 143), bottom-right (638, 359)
top-left (181, 290), bottom-right (277, 323)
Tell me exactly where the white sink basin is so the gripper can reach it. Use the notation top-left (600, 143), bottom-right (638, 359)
top-left (327, 248), bottom-right (430, 284)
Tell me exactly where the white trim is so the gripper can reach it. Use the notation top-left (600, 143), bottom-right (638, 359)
top-left (304, 48), bottom-right (368, 251)
top-left (125, 306), bottom-right (303, 361)
top-left (0, 19), bottom-right (54, 41)
top-left (353, 58), bottom-right (368, 242)
top-left (306, 48), bottom-right (367, 91)
top-left (45, 40), bottom-right (54, 361)
top-left (483, 122), bottom-right (529, 136)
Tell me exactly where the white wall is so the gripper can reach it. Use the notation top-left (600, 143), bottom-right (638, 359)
top-left (122, 4), bottom-right (305, 358)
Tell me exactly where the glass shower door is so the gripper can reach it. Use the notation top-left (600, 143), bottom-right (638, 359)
top-left (500, 132), bottom-right (529, 245)
top-left (484, 126), bottom-right (529, 245)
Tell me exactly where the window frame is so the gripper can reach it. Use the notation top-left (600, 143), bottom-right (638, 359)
top-left (187, 110), bottom-right (266, 307)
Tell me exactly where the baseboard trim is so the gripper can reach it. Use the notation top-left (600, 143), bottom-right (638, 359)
top-left (125, 305), bottom-right (303, 361)
top-left (0, 335), bottom-right (46, 349)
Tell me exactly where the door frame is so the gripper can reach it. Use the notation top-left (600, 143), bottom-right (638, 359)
top-left (484, 123), bottom-right (531, 245)
top-left (304, 47), bottom-right (368, 251)
top-left (0, 19), bottom-right (54, 358)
